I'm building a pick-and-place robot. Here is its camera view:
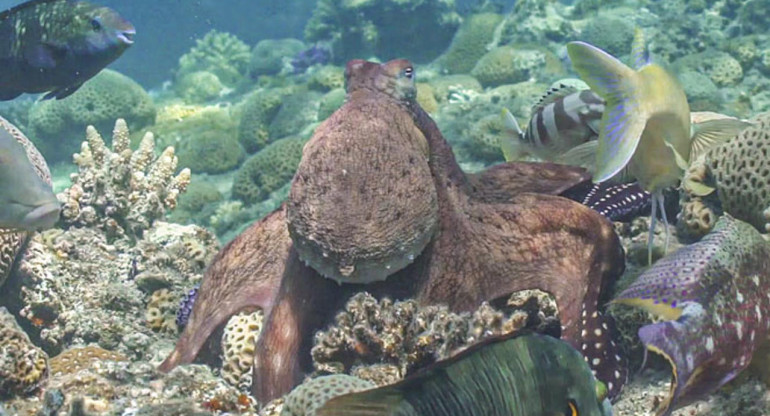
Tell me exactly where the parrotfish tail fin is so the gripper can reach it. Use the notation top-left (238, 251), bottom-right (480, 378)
top-left (500, 108), bottom-right (525, 162)
top-left (689, 118), bottom-right (755, 163)
top-left (631, 27), bottom-right (648, 70)
top-left (638, 304), bottom-right (747, 415)
top-left (567, 41), bottom-right (646, 183)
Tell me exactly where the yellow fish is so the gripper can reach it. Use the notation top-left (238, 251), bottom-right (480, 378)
top-left (566, 30), bottom-right (751, 263)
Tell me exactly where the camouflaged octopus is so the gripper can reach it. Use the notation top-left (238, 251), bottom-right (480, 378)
top-left (159, 59), bottom-right (627, 404)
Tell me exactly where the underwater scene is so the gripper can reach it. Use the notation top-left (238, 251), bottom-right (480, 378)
top-left (3, 0), bottom-right (770, 414)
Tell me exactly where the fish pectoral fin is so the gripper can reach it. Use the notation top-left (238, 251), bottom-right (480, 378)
top-left (43, 82), bottom-right (84, 100)
top-left (662, 140), bottom-right (689, 172)
top-left (682, 176), bottom-right (715, 197)
top-left (689, 118), bottom-right (755, 163)
top-left (567, 41), bottom-right (645, 183)
top-left (556, 140), bottom-right (598, 169)
top-left (0, 89), bottom-right (22, 101)
top-left (499, 108), bottom-right (524, 162)
top-left (23, 42), bottom-right (67, 69)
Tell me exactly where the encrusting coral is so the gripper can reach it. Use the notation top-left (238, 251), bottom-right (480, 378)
top-left (0, 307), bottom-right (48, 398)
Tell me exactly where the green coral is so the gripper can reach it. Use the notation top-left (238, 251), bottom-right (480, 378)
top-left (249, 38), bottom-right (305, 77)
top-left (28, 69), bottom-right (155, 162)
top-left (139, 104), bottom-right (237, 157)
top-left (675, 51), bottom-right (744, 87)
top-left (470, 45), bottom-right (546, 88)
top-left (307, 65), bottom-right (346, 92)
top-left (268, 91), bottom-right (322, 139)
top-left (467, 113), bottom-right (506, 162)
top-left (237, 89), bottom-right (290, 154)
top-left (232, 136), bottom-right (307, 205)
top-left (176, 130), bottom-right (245, 174)
top-left (436, 13), bottom-right (504, 74)
top-left (168, 180), bottom-right (224, 226)
top-left (578, 16), bottom-right (635, 57)
top-left (282, 375), bottom-right (375, 416)
top-left (304, 0), bottom-right (460, 63)
top-left (173, 71), bottom-right (226, 103)
top-left (176, 30), bottom-right (251, 87)
top-left (428, 74), bottom-right (483, 103)
top-left (678, 70), bottom-right (721, 111)
top-left (318, 88), bottom-right (347, 121)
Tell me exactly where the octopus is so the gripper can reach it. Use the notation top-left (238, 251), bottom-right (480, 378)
top-left (159, 59), bottom-right (627, 404)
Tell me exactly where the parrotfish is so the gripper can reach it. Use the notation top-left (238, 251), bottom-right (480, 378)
top-left (318, 332), bottom-right (612, 416)
top-left (613, 215), bottom-right (770, 416)
top-left (566, 29), bottom-right (751, 263)
top-left (0, 121), bottom-right (59, 231)
top-left (0, 0), bottom-right (135, 100)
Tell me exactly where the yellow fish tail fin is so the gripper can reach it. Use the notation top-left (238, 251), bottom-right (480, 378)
top-left (499, 108), bottom-right (524, 162)
top-left (567, 41), bottom-right (647, 183)
top-left (631, 27), bottom-right (648, 70)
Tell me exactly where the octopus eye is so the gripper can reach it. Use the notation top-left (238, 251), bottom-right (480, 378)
top-left (565, 399), bottom-right (579, 416)
top-left (402, 66), bottom-right (413, 79)
top-left (91, 17), bottom-right (102, 31)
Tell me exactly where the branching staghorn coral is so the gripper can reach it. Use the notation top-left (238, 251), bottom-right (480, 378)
top-left (59, 119), bottom-right (191, 241)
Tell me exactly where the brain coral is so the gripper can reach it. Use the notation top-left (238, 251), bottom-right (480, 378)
top-left (174, 71), bottom-right (227, 104)
top-left (436, 13), bottom-right (504, 74)
top-left (579, 15), bottom-right (635, 57)
top-left (237, 89), bottom-right (291, 154)
top-left (303, 0), bottom-right (460, 64)
top-left (176, 30), bottom-right (251, 87)
top-left (307, 66), bottom-right (346, 92)
top-left (28, 70), bottom-right (156, 161)
top-left (268, 91), bottom-right (322, 139)
top-left (176, 129), bottom-right (245, 174)
top-left (221, 310), bottom-right (264, 391)
top-left (281, 375), bottom-right (374, 416)
top-left (0, 307), bottom-right (48, 398)
top-left (471, 46), bottom-right (546, 88)
top-left (232, 136), bottom-right (307, 205)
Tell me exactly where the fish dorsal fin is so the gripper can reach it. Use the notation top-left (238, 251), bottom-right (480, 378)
top-left (532, 83), bottom-right (579, 111)
top-left (0, 0), bottom-right (74, 22)
top-left (499, 108), bottom-right (524, 162)
top-left (317, 388), bottom-right (406, 416)
top-left (567, 41), bottom-right (645, 183)
top-left (631, 27), bottom-right (648, 70)
top-left (689, 118), bottom-right (755, 163)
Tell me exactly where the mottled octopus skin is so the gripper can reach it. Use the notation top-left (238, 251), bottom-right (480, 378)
top-left (614, 215), bottom-right (770, 416)
top-left (160, 59), bottom-right (627, 404)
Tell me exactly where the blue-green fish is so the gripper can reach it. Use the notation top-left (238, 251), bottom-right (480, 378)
top-left (317, 332), bottom-right (612, 416)
top-left (566, 30), bottom-right (750, 263)
top-left (0, 0), bottom-right (135, 100)
top-left (614, 215), bottom-right (770, 416)
top-left (0, 118), bottom-right (59, 231)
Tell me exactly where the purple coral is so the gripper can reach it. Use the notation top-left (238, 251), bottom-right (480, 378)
top-left (176, 286), bottom-right (199, 329)
top-left (290, 44), bottom-right (333, 74)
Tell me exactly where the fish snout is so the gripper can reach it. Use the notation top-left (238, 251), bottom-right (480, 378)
top-left (117, 28), bottom-right (135, 45)
top-left (21, 201), bottom-right (61, 231)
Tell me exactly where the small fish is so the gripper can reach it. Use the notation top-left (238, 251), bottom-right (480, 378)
top-left (566, 29), bottom-right (751, 263)
top-left (500, 86), bottom-right (605, 164)
top-left (0, 121), bottom-right (60, 231)
top-left (613, 215), bottom-right (770, 416)
top-left (317, 332), bottom-right (611, 416)
top-left (0, 0), bottom-right (135, 100)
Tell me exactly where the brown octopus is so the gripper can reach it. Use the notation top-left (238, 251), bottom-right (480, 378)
top-left (160, 59), bottom-right (627, 403)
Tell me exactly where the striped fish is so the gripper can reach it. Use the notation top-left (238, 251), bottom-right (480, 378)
top-left (500, 85), bottom-right (605, 164)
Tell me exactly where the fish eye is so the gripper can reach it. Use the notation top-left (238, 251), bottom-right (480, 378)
top-left (565, 399), bottom-right (579, 416)
top-left (402, 66), bottom-right (413, 79)
top-left (91, 17), bottom-right (102, 31)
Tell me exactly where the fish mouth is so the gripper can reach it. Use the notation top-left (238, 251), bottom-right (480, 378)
top-left (20, 201), bottom-right (61, 231)
top-left (118, 29), bottom-right (135, 45)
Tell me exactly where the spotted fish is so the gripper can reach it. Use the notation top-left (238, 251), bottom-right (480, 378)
top-left (613, 215), bottom-right (770, 415)
top-left (566, 30), bottom-right (752, 264)
top-left (318, 332), bottom-right (612, 416)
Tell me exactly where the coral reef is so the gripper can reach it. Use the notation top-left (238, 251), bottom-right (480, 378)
top-left (28, 70), bottom-right (156, 161)
top-left (221, 310), bottom-right (264, 391)
top-left (232, 136), bottom-right (307, 205)
top-left (174, 71), bottom-right (228, 104)
top-left (470, 45), bottom-right (546, 88)
top-left (317, 88), bottom-right (346, 121)
top-left (145, 289), bottom-right (180, 334)
top-left (176, 30), bottom-right (251, 87)
top-left (436, 13), bottom-right (504, 74)
top-left (0, 307), bottom-right (48, 398)
top-left (176, 129), bottom-right (245, 174)
top-left (281, 375), bottom-right (374, 416)
top-left (249, 38), bottom-right (306, 77)
top-left (307, 66), bottom-right (345, 92)
top-left (578, 15), bottom-right (636, 57)
top-left (303, 0), bottom-right (460, 63)
top-left (176, 286), bottom-right (199, 330)
top-left (237, 88), bottom-right (293, 154)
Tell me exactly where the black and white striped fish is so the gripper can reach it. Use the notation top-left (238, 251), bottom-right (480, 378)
top-left (500, 85), bottom-right (605, 164)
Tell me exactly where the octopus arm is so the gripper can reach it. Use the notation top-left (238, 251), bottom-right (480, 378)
top-left (468, 162), bottom-right (590, 202)
top-left (159, 208), bottom-right (292, 372)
